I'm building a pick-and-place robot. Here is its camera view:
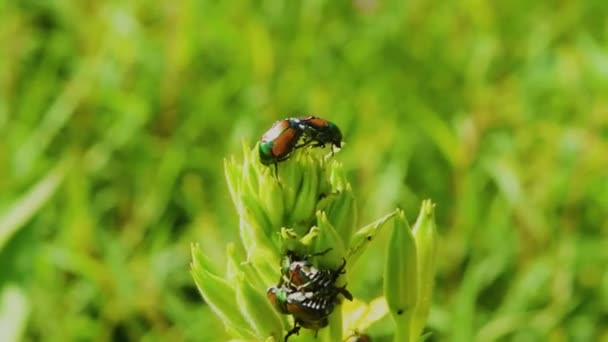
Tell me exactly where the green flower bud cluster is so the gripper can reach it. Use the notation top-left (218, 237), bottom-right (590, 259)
top-left (191, 143), bottom-right (438, 342)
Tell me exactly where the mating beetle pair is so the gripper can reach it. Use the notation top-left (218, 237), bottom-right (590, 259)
top-left (267, 284), bottom-right (338, 341)
top-left (267, 249), bottom-right (352, 341)
top-left (259, 116), bottom-right (343, 175)
top-left (281, 249), bottom-right (353, 301)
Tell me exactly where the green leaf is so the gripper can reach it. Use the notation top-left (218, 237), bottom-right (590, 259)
top-left (235, 272), bottom-right (285, 339)
top-left (191, 244), bottom-right (256, 339)
top-left (347, 209), bottom-right (399, 267)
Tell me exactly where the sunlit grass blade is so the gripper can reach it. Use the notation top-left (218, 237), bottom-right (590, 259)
top-left (0, 285), bottom-right (29, 342)
top-left (0, 158), bottom-right (70, 251)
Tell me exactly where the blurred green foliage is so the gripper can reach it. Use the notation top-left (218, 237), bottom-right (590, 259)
top-left (1, 0), bottom-right (608, 341)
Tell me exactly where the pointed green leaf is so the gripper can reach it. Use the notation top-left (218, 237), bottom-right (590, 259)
top-left (191, 244), bottom-right (255, 338)
top-left (0, 158), bottom-right (69, 250)
top-left (347, 209), bottom-right (398, 267)
top-left (235, 273), bottom-right (285, 339)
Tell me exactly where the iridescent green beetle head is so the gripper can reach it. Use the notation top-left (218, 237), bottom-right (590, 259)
top-left (258, 119), bottom-right (304, 168)
top-left (266, 285), bottom-right (290, 314)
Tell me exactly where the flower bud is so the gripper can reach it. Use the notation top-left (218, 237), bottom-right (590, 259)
top-left (258, 173), bottom-right (286, 231)
top-left (313, 211), bottom-right (346, 269)
top-left (410, 200), bottom-right (438, 341)
top-left (289, 154), bottom-right (321, 227)
top-left (323, 184), bottom-right (357, 247)
top-left (383, 210), bottom-right (418, 342)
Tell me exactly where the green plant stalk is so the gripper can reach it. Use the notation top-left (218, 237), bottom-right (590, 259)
top-left (192, 144), bottom-right (436, 341)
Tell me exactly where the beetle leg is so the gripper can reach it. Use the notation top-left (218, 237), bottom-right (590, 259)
top-left (335, 258), bottom-right (347, 274)
top-left (272, 162), bottom-right (279, 179)
top-left (285, 324), bottom-right (301, 342)
top-left (338, 284), bottom-right (353, 301)
top-left (307, 248), bottom-right (332, 259)
top-left (294, 136), bottom-right (314, 149)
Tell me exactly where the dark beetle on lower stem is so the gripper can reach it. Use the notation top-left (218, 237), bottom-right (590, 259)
top-left (267, 284), bottom-right (338, 342)
top-left (281, 249), bottom-right (353, 301)
top-left (344, 331), bottom-right (372, 342)
top-left (268, 248), bottom-right (354, 341)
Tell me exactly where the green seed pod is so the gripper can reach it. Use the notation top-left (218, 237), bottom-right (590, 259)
top-left (313, 211), bottom-right (346, 269)
top-left (289, 155), bottom-right (320, 226)
top-left (383, 211), bottom-right (418, 342)
top-left (277, 155), bottom-right (302, 215)
top-left (327, 159), bottom-right (348, 191)
top-left (324, 184), bottom-right (357, 247)
top-left (259, 173), bottom-right (286, 231)
top-left (410, 200), bottom-right (438, 341)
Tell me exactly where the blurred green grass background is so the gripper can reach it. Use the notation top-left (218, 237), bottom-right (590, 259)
top-left (2, 0), bottom-right (608, 341)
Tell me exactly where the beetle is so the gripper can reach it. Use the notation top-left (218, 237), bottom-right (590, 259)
top-left (281, 249), bottom-right (353, 301)
top-left (268, 285), bottom-right (339, 342)
top-left (267, 285), bottom-right (291, 315)
top-left (267, 285), bottom-right (336, 319)
top-left (285, 289), bottom-right (336, 322)
top-left (297, 116), bottom-right (343, 152)
top-left (258, 116), bottom-right (344, 176)
top-left (344, 331), bottom-right (372, 342)
top-left (259, 118), bottom-right (305, 176)
top-left (280, 249), bottom-right (331, 286)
